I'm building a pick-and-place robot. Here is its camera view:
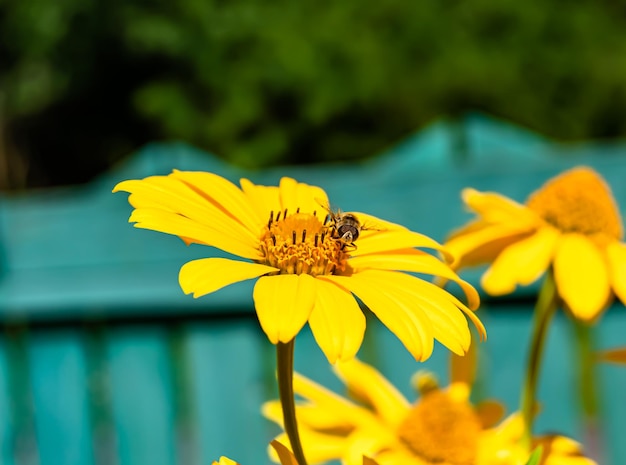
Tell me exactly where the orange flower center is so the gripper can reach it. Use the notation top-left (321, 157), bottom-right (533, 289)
top-left (397, 389), bottom-right (482, 465)
top-left (526, 167), bottom-right (623, 242)
top-left (258, 210), bottom-right (350, 276)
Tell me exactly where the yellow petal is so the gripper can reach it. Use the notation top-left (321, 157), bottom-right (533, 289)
top-left (446, 221), bottom-right (534, 269)
top-left (309, 279), bottom-right (366, 364)
top-left (350, 212), bottom-right (408, 232)
top-left (129, 208), bottom-right (261, 259)
top-left (278, 177), bottom-right (329, 216)
top-left (373, 271), bottom-right (478, 354)
top-left (287, 372), bottom-right (372, 427)
top-left (116, 176), bottom-right (258, 244)
top-left (362, 457), bottom-right (380, 465)
top-left (348, 249), bottom-right (480, 310)
top-left (481, 226), bottom-right (559, 295)
top-left (352, 229), bottom-right (450, 260)
top-left (326, 271), bottom-right (435, 361)
top-left (170, 170), bottom-right (264, 232)
top-left (178, 258), bottom-right (278, 298)
top-left (269, 430), bottom-right (347, 465)
top-left (379, 269), bottom-right (486, 345)
top-left (606, 240), bottom-right (626, 305)
top-left (270, 440), bottom-right (299, 465)
top-left (334, 358), bottom-right (410, 428)
top-left (253, 274), bottom-right (316, 343)
top-left (212, 457), bottom-right (239, 465)
top-left (239, 178), bottom-right (281, 218)
top-left (554, 234), bottom-right (610, 322)
top-left (345, 429), bottom-right (398, 465)
top-left (462, 188), bottom-right (539, 225)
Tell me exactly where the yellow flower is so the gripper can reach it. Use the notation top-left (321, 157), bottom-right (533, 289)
top-left (212, 458), bottom-right (240, 465)
top-left (445, 166), bottom-right (626, 322)
top-left (114, 172), bottom-right (485, 362)
top-left (263, 358), bottom-right (596, 465)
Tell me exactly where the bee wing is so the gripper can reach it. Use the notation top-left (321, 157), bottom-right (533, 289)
top-left (314, 197), bottom-right (332, 213)
top-left (350, 212), bottom-right (404, 232)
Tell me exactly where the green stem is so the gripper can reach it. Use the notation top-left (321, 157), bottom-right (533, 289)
top-left (277, 340), bottom-right (308, 465)
top-left (519, 272), bottom-right (559, 450)
top-left (573, 320), bottom-right (603, 461)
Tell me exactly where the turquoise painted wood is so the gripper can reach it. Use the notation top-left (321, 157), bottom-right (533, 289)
top-left (29, 331), bottom-right (93, 465)
top-left (0, 114), bottom-right (625, 464)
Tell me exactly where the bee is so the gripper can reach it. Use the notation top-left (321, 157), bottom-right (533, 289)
top-left (317, 200), bottom-right (364, 245)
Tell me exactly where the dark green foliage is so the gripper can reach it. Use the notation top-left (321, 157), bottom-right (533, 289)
top-left (1, 0), bottom-right (626, 187)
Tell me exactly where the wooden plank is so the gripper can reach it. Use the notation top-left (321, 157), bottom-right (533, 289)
top-left (107, 326), bottom-right (176, 465)
top-left (28, 330), bottom-right (94, 465)
top-left (184, 318), bottom-right (272, 464)
top-left (0, 335), bottom-right (15, 465)
top-left (3, 327), bottom-right (38, 465)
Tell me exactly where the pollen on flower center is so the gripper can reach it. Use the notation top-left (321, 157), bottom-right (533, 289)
top-left (397, 389), bottom-right (481, 465)
top-left (526, 167), bottom-right (624, 241)
top-left (258, 210), bottom-right (350, 276)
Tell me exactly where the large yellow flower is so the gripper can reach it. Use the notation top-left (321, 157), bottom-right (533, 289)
top-left (263, 358), bottom-right (596, 465)
top-left (114, 172), bottom-right (485, 362)
top-left (445, 167), bottom-right (626, 322)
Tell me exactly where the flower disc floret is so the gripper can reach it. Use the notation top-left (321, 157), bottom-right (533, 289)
top-left (260, 211), bottom-right (350, 276)
top-left (398, 389), bottom-right (481, 465)
top-left (526, 167), bottom-right (623, 243)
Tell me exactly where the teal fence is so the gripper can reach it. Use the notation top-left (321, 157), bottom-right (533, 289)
top-left (1, 114), bottom-right (625, 465)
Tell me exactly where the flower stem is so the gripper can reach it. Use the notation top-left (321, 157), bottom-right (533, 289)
top-left (573, 320), bottom-right (603, 462)
top-left (276, 340), bottom-right (308, 465)
top-left (520, 272), bottom-right (559, 450)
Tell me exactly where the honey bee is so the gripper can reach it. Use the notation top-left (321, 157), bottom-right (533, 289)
top-left (317, 200), bottom-right (365, 245)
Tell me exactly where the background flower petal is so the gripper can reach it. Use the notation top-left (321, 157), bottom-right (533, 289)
top-left (179, 258), bottom-right (277, 298)
top-left (481, 226), bottom-right (558, 295)
top-left (326, 271), bottom-right (435, 361)
top-left (554, 233), bottom-right (611, 322)
top-left (334, 358), bottom-right (410, 428)
top-left (270, 440), bottom-right (299, 465)
top-left (269, 430), bottom-right (347, 465)
top-left (446, 222), bottom-right (534, 269)
top-left (253, 274), bottom-right (316, 343)
top-left (309, 278), bottom-right (366, 364)
top-left (606, 240), bottom-right (626, 305)
top-left (462, 188), bottom-right (540, 225)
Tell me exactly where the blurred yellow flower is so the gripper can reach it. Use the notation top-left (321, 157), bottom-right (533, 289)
top-left (212, 458), bottom-right (239, 465)
top-left (263, 358), bottom-right (596, 465)
top-left (115, 173), bottom-right (484, 362)
top-left (445, 167), bottom-right (626, 322)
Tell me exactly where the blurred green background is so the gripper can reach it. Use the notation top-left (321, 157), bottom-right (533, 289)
top-left (2, 0), bottom-right (626, 189)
